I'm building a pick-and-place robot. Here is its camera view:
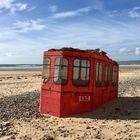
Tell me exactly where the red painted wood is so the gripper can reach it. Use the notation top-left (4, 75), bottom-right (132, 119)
top-left (40, 49), bottom-right (119, 117)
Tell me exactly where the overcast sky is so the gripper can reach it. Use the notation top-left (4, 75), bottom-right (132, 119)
top-left (0, 0), bottom-right (140, 64)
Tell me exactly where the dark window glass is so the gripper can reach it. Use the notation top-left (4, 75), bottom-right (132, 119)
top-left (96, 62), bottom-right (102, 86)
top-left (113, 65), bottom-right (117, 85)
top-left (42, 58), bottom-right (50, 83)
top-left (54, 58), bottom-right (68, 85)
top-left (105, 64), bottom-right (110, 85)
top-left (73, 59), bottom-right (90, 86)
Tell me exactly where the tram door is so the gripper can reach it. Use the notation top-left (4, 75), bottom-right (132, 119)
top-left (92, 61), bottom-right (103, 108)
top-left (102, 63), bottom-right (111, 103)
top-left (111, 65), bottom-right (118, 99)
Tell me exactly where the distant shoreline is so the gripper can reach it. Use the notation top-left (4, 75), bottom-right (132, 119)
top-left (119, 65), bottom-right (140, 68)
top-left (0, 65), bottom-right (140, 71)
top-left (0, 68), bottom-right (42, 71)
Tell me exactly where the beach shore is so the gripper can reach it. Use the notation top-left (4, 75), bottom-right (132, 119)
top-left (0, 67), bottom-right (140, 140)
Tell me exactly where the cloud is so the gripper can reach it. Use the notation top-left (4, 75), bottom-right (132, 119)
top-left (51, 6), bottom-right (94, 19)
top-left (0, 41), bottom-right (44, 64)
top-left (0, 0), bottom-right (34, 14)
top-left (49, 5), bottom-right (58, 13)
top-left (13, 19), bottom-right (46, 32)
top-left (108, 7), bottom-right (140, 19)
top-left (119, 48), bottom-right (128, 55)
top-left (0, 19), bottom-right (46, 37)
top-left (128, 7), bottom-right (140, 18)
top-left (10, 3), bottom-right (27, 14)
top-left (5, 52), bottom-right (12, 57)
top-left (27, 6), bottom-right (36, 12)
top-left (0, 16), bottom-right (140, 62)
top-left (119, 47), bottom-right (140, 56)
top-left (37, 19), bottom-right (140, 60)
top-left (135, 47), bottom-right (140, 55)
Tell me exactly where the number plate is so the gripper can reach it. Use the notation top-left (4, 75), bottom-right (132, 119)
top-left (79, 95), bottom-right (91, 102)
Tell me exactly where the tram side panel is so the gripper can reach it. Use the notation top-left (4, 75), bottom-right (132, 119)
top-left (60, 93), bottom-right (92, 116)
top-left (60, 56), bottom-right (93, 116)
top-left (40, 88), bottom-right (61, 117)
top-left (40, 56), bottom-right (62, 117)
top-left (110, 64), bottom-right (119, 100)
top-left (92, 60), bottom-right (104, 109)
top-left (103, 62), bottom-right (112, 103)
top-left (101, 62), bottom-right (108, 104)
top-left (92, 59), bottom-right (118, 111)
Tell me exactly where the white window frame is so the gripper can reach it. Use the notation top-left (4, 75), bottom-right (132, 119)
top-left (105, 64), bottom-right (110, 85)
top-left (113, 65), bottom-right (117, 85)
top-left (42, 57), bottom-right (50, 83)
top-left (73, 59), bottom-right (90, 86)
top-left (96, 62), bottom-right (102, 86)
top-left (54, 58), bottom-right (68, 85)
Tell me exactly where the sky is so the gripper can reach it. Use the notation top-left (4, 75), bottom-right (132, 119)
top-left (0, 0), bottom-right (140, 64)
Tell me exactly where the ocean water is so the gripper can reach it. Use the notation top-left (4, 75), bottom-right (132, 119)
top-left (118, 60), bottom-right (140, 67)
top-left (0, 64), bottom-right (43, 69)
top-left (118, 60), bottom-right (140, 66)
top-left (0, 60), bottom-right (140, 69)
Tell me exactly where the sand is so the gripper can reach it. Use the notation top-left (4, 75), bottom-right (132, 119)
top-left (0, 67), bottom-right (140, 140)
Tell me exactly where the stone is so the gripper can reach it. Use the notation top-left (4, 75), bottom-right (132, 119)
top-left (3, 121), bottom-right (11, 127)
top-left (39, 135), bottom-right (55, 140)
top-left (86, 125), bottom-right (91, 129)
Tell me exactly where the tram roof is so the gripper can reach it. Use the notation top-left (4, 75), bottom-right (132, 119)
top-left (45, 47), bottom-right (118, 65)
top-left (48, 47), bottom-right (104, 54)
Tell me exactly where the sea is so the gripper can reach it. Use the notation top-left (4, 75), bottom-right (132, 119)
top-left (0, 64), bottom-right (43, 69)
top-left (0, 60), bottom-right (140, 69)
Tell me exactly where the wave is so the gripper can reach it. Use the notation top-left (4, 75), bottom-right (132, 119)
top-left (0, 64), bottom-right (43, 69)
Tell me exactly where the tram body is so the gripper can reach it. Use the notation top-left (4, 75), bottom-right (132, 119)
top-left (40, 48), bottom-right (119, 117)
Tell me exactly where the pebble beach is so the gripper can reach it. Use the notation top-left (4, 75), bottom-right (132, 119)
top-left (0, 67), bottom-right (140, 140)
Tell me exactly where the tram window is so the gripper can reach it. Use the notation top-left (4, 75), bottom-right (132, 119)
top-left (73, 59), bottom-right (90, 86)
top-left (96, 62), bottom-right (102, 86)
top-left (113, 65), bottom-right (117, 85)
top-left (54, 58), bottom-right (68, 85)
top-left (42, 58), bottom-right (50, 83)
top-left (105, 64), bottom-right (110, 85)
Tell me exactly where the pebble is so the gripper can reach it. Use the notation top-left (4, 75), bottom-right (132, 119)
top-left (20, 135), bottom-right (32, 140)
top-left (121, 127), bottom-right (128, 133)
top-left (0, 70), bottom-right (139, 140)
top-left (39, 135), bottom-right (55, 140)
top-left (0, 91), bottom-right (43, 121)
top-left (0, 121), bottom-right (15, 137)
top-left (86, 125), bottom-right (91, 129)
top-left (133, 120), bottom-right (139, 123)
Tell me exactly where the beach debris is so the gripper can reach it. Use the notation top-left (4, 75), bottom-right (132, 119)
top-left (86, 125), bottom-right (91, 129)
top-left (0, 121), bottom-right (16, 137)
top-left (0, 68), bottom-right (139, 140)
top-left (20, 135), bottom-right (32, 140)
top-left (0, 91), bottom-right (43, 121)
top-left (39, 135), bottom-right (55, 140)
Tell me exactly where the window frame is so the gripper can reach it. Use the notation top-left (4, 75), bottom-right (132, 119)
top-left (42, 57), bottom-right (51, 83)
top-left (105, 64), bottom-right (110, 86)
top-left (73, 58), bottom-right (90, 86)
top-left (96, 62), bottom-right (102, 87)
top-left (54, 57), bottom-right (68, 85)
top-left (112, 65), bottom-right (118, 86)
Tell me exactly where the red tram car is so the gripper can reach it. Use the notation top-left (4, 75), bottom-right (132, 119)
top-left (40, 48), bottom-right (119, 117)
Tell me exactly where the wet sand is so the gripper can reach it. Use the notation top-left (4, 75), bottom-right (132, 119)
top-left (0, 67), bottom-right (140, 140)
